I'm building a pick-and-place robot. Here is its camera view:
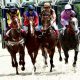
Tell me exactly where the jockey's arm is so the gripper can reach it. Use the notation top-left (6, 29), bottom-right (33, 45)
top-left (7, 13), bottom-right (11, 27)
top-left (33, 13), bottom-right (39, 27)
top-left (51, 10), bottom-right (56, 24)
top-left (4, 29), bottom-right (11, 41)
top-left (23, 15), bottom-right (30, 27)
top-left (17, 10), bottom-right (22, 23)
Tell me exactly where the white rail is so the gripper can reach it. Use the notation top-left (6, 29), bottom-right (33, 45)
top-left (51, 0), bottom-right (57, 5)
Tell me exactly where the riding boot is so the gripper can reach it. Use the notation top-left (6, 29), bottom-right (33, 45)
top-left (62, 26), bottom-right (66, 36)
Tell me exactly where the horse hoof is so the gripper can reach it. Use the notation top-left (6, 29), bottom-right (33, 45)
top-left (50, 69), bottom-right (52, 72)
top-left (65, 61), bottom-right (68, 64)
top-left (73, 63), bottom-right (76, 67)
top-left (65, 59), bottom-right (68, 64)
top-left (21, 67), bottom-right (25, 71)
top-left (19, 61), bottom-right (22, 65)
top-left (43, 64), bottom-right (48, 68)
top-left (12, 64), bottom-right (15, 67)
top-left (45, 61), bottom-right (47, 65)
top-left (34, 67), bottom-right (36, 72)
top-left (52, 64), bottom-right (55, 68)
top-left (12, 62), bottom-right (15, 67)
top-left (59, 57), bottom-right (62, 61)
top-left (16, 72), bottom-right (19, 75)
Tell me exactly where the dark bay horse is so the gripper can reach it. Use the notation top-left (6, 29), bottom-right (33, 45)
top-left (60, 17), bottom-right (79, 67)
top-left (40, 14), bottom-right (62, 72)
top-left (25, 18), bottom-right (40, 72)
top-left (5, 19), bottom-right (25, 74)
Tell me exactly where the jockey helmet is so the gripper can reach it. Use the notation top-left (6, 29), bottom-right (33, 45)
top-left (28, 5), bottom-right (34, 11)
top-left (9, 8), bottom-right (17, 14)
top-left (65, 4), bottom-right (72, 10)
top-left (44, 2), bottom-right (51, 8)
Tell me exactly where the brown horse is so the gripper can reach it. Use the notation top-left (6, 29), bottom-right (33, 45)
top-left (25, 18), bottom-right (40, 72)
top-left (5, 19), bottom-right (25, 74)
top-left (60, 17), bottom-right (79, 67)
top-left (40, 14), bottom-right (62, 72)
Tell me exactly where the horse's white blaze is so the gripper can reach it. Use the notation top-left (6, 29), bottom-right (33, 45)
top-left (30, 20), bottom-right (34, 34)
top-left (71, 17), bottom-right (78, 31)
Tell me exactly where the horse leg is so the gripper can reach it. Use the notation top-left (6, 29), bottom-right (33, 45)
top-left (28, 51), bottom-right (35, 71)
top-left (19, 45), bottom-right (25, 71)
top-left (64, 50), bottom-right (69, 64)
top-left (19, 51), bottom-right (25, 71)
top-left (48, 48), bottom-right (55, 72)
top-left (10, 54), bottom-right (15, 67)
top-left (13, 54), bottom-right (19, 74)
top-left (32, 50), bottom-right (39, 72)
top-left (56, 40), bottom-right (62, 61)
top-left (41, 46), bottom-right (48, 66)
top-left (73, 51), bottom-right (78, 67)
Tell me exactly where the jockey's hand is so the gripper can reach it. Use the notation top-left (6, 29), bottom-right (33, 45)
top-left (63, 26), bottom-right (66, 30)
top-left (29, 17), bottom-right (34, 21)
top-left (61, 26), bottom-right (66, 35)
top-left (35, 26), bottom-right (39, 31)
top-left (50, 20), bottom-right (53, 25)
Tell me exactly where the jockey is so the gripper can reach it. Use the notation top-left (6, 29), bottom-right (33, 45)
top-left (7, 7), bottom-right (22, 29)
top-left (41, 2), bottom-right (59, 37)
top-left (60, 4), bottom-right (79, 35)
top-left (5, 8), bottom-right (26, 40)
top-left (23, 5), bottom-right (39, 31)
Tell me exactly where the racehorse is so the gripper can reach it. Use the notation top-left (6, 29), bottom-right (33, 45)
top-left (40, 13), bottom-right (62, 72)
top-left (25, 17), bottom-right (40, 72)
top-left (60, 17), bottom-right (79, 67)
top-left (5, 19), bottom-right (25, 74)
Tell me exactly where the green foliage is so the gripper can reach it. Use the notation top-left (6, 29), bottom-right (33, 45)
top-left (0, 9), bottom-right (2, 28)
top-left (74, 4), bottom-right (80, 26)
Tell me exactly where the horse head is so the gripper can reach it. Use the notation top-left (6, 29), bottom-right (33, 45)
top-left (28, 17), bottom-right (35, 36)
top-left (42, 13), bottom-right (51, 31)
top-left (41, 17), bottom-right (56, 40)
top-left (67, 17), bottom-right (78, 35)
top-left (10, 12), bottom-right (20, 29)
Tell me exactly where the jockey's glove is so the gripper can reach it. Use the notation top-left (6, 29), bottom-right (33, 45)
top-left (61, 26), bottom-right (66, 35)
top-left (50, 20), bottom-right (53, 25)
top-left (63, 26), bottom-right (66, 30)
top-left (35, 26), bottom-right (40, 31)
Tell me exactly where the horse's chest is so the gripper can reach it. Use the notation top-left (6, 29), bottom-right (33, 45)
top-left (10, 30), bottom-right (21, 41)
top-left (63, 38), bottom-right (78, 49)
